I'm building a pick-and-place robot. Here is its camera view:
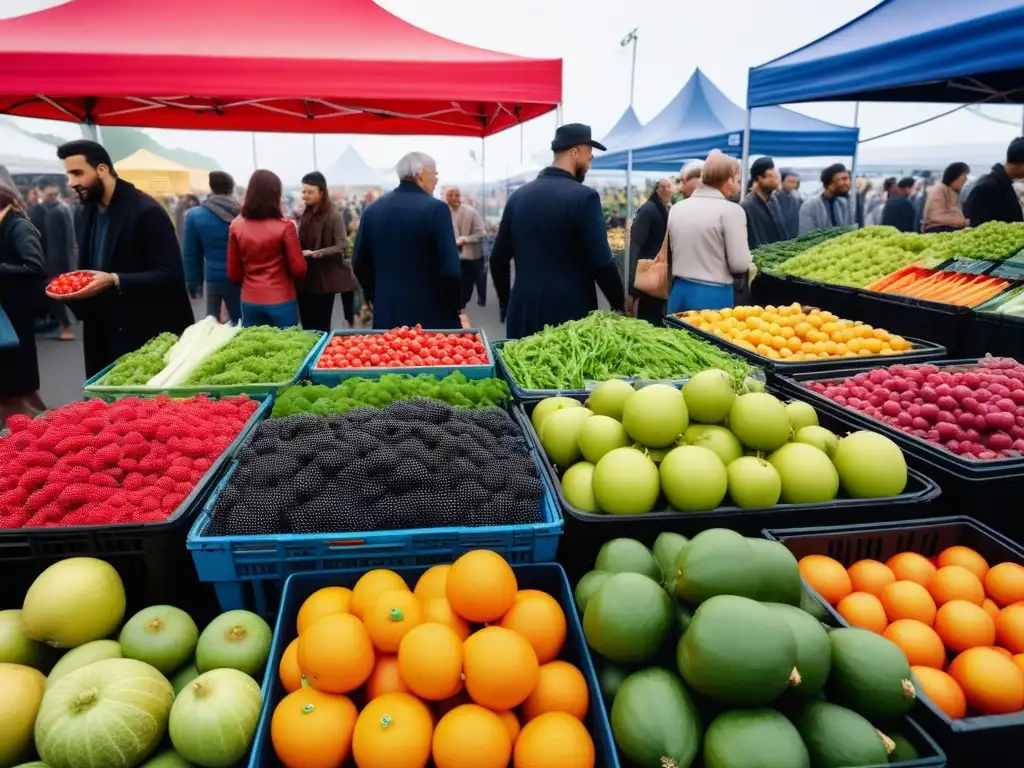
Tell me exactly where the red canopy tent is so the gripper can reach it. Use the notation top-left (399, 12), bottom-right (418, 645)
top-left (0, 0), bottom-right (562, 136)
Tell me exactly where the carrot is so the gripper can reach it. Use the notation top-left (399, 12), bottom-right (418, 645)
top-left (926, 274), bottom-right (973, 302)
top-left (868, 265), bottom-right (918, 292)
top-left (961, 279), bottom-right (1009, 307)
top-left (884, 270), bottom-right (927, 295)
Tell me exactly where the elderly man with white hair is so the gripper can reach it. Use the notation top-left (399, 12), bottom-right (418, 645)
top-left (353, 151), bottom-right (463, 329)
top-left (677, 160), bottom-right (704, 201)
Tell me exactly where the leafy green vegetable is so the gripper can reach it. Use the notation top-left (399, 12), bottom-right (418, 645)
top-left (499, 311), bottom-right (751, 390)
top-left (272, 372), bottom-right (510, 417)
top-left (775, 226), bottom-right (931, 287)
top-left (753, 226), bottom-right (853, 271)
top-left (100, 332), bottom-right (178, 386)
top-left (184, 326), bottom-right (320, 385)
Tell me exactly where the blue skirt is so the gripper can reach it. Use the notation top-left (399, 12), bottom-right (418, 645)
top-left (667, 277), bottom-right (735, 314)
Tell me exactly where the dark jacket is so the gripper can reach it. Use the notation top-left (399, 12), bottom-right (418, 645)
top-left (353, 180), bottom-right (462, 329)
top-left (490, 167), bottom-right (626, 339)
top-left (297, 211), bottom-right (354, 294)
top-left (773, 189), bottom-right (801, 239)
top-left (74, 179), bottom-right (194, 377)
top-left (0, 210), bottom-right (47, 320)
top-left (182, 195), bottom-right (239, 292)
top-left (740, 191), bottom-right (787, 250)
top-left (964, 164), bottom-right (1024, 227)
top-left (881, 195), bottom-right (919, 233)
top-left (35, 199), bottom-right (76, 276)
top-left (628, 195), bottom-right (669, 299)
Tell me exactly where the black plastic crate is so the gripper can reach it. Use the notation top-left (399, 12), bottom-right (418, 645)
top-left (853, 290), bottom-right (971, 359)
top-left (513, 395), bottom-right (940, 582)
top-left (663, 313), bottom-right (946, 377)
top-left (750, 271), bottom-right (793, 307)
top-left (759, 276), bottom-right (862, 319)
top-left (965, 313), bottom-right (1024, 360)
top-left (764, 516), bottom-right (1024, 763)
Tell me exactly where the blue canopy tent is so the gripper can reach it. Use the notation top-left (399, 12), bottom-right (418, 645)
top-left (600, 105), bottom-right (644, 149)
top-left (592, 69), bottom-right (859, 172)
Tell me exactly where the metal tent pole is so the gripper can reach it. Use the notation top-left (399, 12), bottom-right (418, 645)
top-left (849, 102), bottom-right (861, 226)
top-left (740, 110), bottom-right (752, 192)
top-left (312, 135), bottom-right (318, 171)
top-left (251, 133), bottom-right (258, 169)
top-left (621, 28), bottom-right (639, 284)
top-left (481, 138), bottom-right (486, 219)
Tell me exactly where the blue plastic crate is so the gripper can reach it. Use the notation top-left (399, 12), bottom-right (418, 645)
top-left (187, 453), bottom-right (563, 619)
top-left (308, 328), bottom-right (495, 385)
top-left (83, 331), bottom-right (327, 401)
top-left (248, 563), bottom-right (618, 768)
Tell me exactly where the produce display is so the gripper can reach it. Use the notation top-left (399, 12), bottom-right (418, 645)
top-left (0, 557), bottom-right (269, 767)
top-left (272, 373), bottom-right (511, 418)
top-left (45, 270), bottom-right (96, 296)
top-left (797, 546), bottom-right (1024, 718)
top-left (532, 376), bottom-right (909, 515)
top-left (314, 327), bottom-right (490, 371)
top-left (575, 531), bottom-right (923, 767)
top-left (100, 333), bottom-right (179, 386)
top-left (0, 395), bottom-right (260, 529)
top-left (752, 226), bottom-right (853, 271)
top-left (269, 551), bottom-right (598, 768)
top-left (938, 221), bottom-right (1024, 261)
top-left (499, 311), bottom-right (754, 391)
top-left (980, 283), bottom-right (1024, 316)
top-left (673, 303), bottom-right (913, 362)
top-left (207, 401), bottom-right (544, 536)
top-left (607, 227), bottom-right (625, 251)
top-left (805, 357), bottom-right (1024, 460)
top-left (866, 265), bottom-right (1011, 308)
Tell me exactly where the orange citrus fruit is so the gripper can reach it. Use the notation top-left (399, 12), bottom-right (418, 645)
top-left (886, 552), bottom-right (937, 586)
top-left (499, 590), bottom-right (567, 664)
top-left (949, 647), bottom-right (1024, 715)
top-left (911, 666), bottom-right (966, 719)
top-left (986, 563), bottom-right (1024, 608)
top-left (927, 565), bottom-right (985, 607)
top-left (937, 546), bottom-right (989, 582)
top-left (836, 592), bottom-right (888, 634)
top-left (520, 661), bottom-right (590, 722)
top-left (414, 565), bottom-right (451, 603)
top-left (883, 620), bottom-right (947, 669)
top-left (880, 580), bottom-right (937, 626)
top-left (351, 570), bottom-right (409, 620)
top-left (847, 559), bottom-right (896, 597)
top-left (297, 586), bottom-right (352, 635)
top-left (447, 550), bottom-right (518, 623)
top-left (798, 555), bottom-right (852, 606)
top-left (934, 601), bottom-right (996, 653)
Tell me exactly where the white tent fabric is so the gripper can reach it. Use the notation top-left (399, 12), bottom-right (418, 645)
top-left (0, 120), bottom-right (63, 174)
top-left (324, 146), bottom-right (391, 188)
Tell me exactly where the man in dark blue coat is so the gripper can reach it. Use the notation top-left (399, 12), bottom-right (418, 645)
top-left (490, 124), bottom-right (626, 339)
top-left (353, 152), bottom-right (463, 329)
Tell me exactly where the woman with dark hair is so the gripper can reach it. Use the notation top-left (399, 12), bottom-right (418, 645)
top-left (227, 170), bottom-right (307, 328)
top-left (628, 178), bottom-right (672, 325)
top-left (923, 162), bottom-right (970, 233)
top-left (174, 194), bottom-right (200, 246)
top-left (296, 171), bottom-right (353, 331)
top-left (0, 184), bottom-right (47, 425)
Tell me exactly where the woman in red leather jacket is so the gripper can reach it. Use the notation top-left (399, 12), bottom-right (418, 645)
top-left (227, 170), bottom-right (307, 328)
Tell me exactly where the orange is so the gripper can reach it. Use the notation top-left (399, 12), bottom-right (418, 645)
top-left (413, 565), bottom-right (451, 602)
top-left (798, 555), bottom-right (852, 606)
top-left (910, 666), bottom-right (966, 719)
top-left (513, 711), bottom-right (596, 768)
top-left (883, 620), bottom-right (947, 669)
top-left (520, 661), bottom-right (590, 722)
top-left (496, 710), bottom-right (521, 745)
top-left (982, 598), bottom-right (1001, 619)
top-left (297, 586), bottom-right (353, 635)
top-left (985, 562), bottom-right (1024, 608)
top-left (463, 626), bottom-right (540, 711)
top-left (937, 546), bottom-right (990, 582)
top-left (1013, 654), bottom-right (1024, 677)
top-left (365, 654), bottom-right (412, 701)
top-left (279, 637), bottom-right (303, 693)
top-left (271, 687), bottom-right (358, 768)
top-left (446, 550), bottom-right (518, 623)
top-left (421, 597), bottom-right (471, 641)
top-left (398, 622), bottom-right (464, 701)
top-left (886, 552), bottom-right (937, 586)
top-left (298, 613), bottom-right (375, 694)
top-left (934, 601), bottom-right (995, 653)
top-left (989, 647), bottom-right (1013, 658)
top-left (847, 559), bottom-right (896, 597)
top-left (880, 581), bottom-right (937, 626)
top-left (948, 647), bottom-right (1024, 715)
top-left (352, 692), bottom-right (434, 768)
top-left (432, 704), bottom-right (512, 768)
top-left (364, 590), bottom-right (423, 653)
top-left (351, 570), bottom-right (410, 620)
top-left (927, 566), bottom-right (985, 607)
top-left (499, 590), bottom-right (567, 664)
top-left (836, 592), bottom-right (888, 633)
top-left (995, 604), bottom-right (1024, 654)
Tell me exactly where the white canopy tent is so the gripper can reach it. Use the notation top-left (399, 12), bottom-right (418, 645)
top-left (323, 146), bottom-right (392, 189)
top-left (0, 119), bottom-right (64, 175)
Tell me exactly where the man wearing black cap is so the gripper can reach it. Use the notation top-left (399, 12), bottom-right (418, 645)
top-left (963, 137), bottom-right (1024, 227)
top-left (881, 177), bottom-right (919, 233)
top-left (740, 157), bottom-right (786, 250)
top-left (489, 123), bottom-right (626, 338)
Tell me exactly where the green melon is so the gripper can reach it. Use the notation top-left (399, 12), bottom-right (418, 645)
top-left (748, 539), bottom-right (802, 606)
top-left (652, 532), bottom-right (689, 589)
top-left (583, 573), bottom-right (672, 664)
top-left (765, 603), bottom-right (831, 699)
top-left (119, 606), bottom-right (198, 677)
top-left (594, 538), bottom-right (661, 581)
top-left (703, 708), bottom-right (810, 768)
top-left (611, 668), bottom-right (701, 768)
top-left (0, 610), bottom-right (49, 670)
top-left (46, 640), bottom-right (123, 689)
top-left (170, 663), bottom-right (200, 697)
top-left (573, 571), bottom-right (612, 615)
top-left (194, 611), bottom-right (271, 678)
top-left (673, 529), bottom-right (761, 604)
top-left (791, 700), bottom-right (893, 767)
top-left (138, 748), bottom-right (195, 767)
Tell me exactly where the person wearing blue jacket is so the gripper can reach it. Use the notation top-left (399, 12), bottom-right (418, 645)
top-left (489, 124), bottom-right (626, 339)
top-left (353, 152), bottom-right (463, 329)
top-left (182, 171), bottom-right (242, 323)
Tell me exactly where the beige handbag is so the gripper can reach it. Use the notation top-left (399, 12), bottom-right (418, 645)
top-left (633, 247), bottom-right (670, 301)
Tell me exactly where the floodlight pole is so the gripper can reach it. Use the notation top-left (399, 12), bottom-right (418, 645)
top-left (622, 27), bottom-right (639, 285)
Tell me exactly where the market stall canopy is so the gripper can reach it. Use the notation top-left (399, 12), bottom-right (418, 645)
top-left (324, 147), bottom-right (392, 189)
top-left (592, 69), bottom-right (859, 171)
top-left (0, 0), bottom-right (561, 136)
top-left (114, 150), bottom-right (192, 196)
top-left (599, 106), bottom-right (644, 152)
top-left (747, 0), bottom-right (1024, 107)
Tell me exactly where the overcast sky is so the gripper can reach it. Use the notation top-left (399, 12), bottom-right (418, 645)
top-left (5, 0), bottom-right (1024, 185)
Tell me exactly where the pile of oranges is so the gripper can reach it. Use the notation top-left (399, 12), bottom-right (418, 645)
top-left (675, 303), bottom-right (911, 362)
top-left (798, 546), bottom-right (1024, 719)
top-left (270, 550), bottom-right (596, 768)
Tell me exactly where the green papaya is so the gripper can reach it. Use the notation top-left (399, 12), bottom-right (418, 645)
top-left (673, 529), bottom-right (761, 604)
top-left (765, 603), bottom-right (831, 699)
top-left (825, 628), bottom-right (916, 721)
top-left (574, 570), bottom-right (611, 615)
top-left (594, 538), bottom-right (661, 581)
top-left (583, 573), bottom-right (673, 664)
top-left (748, 539), bottom-right (802, 605)
top-left (611, 667), bottom-right (702, 768)
top-left (596, 660), bottom-right (630, 706)
top-left (886, 729), bottom-right (920, 763)
top-left (791, 700), bottom-right (894, 767)
top-left (703, 708), bottom-right (810, 768)
top-left (652, 532), bottom-right (689, 588)
top-left (799, 586), bottom-right (831, 623)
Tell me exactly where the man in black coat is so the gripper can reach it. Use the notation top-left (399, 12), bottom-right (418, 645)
top-left (490, 123), bottom-right (626, 339)
top-left (56, 140), bottom-right (193, 377)
top-left (29, 179), bottom-right (78, 339)
top-left (628, 178), bottom-right (671, 325)
top-left (740, 157), bottom-right (787, 250)
top-left (964, 137), bottom-right (1024, 227)
top-left (882, 178), bottom-right (919, 233)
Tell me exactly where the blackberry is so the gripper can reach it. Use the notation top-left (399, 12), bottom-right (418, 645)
top-left (454, 480), bottom-right (489, 511)
top-left (407, 399), bottom-right (453, 425)
top-left (364, 446), bottom-right (401, 477)
top-left (481, 463), bottom-right (508, 493)
top-left (317, 449), bottom-right (348, 476)
top-left (236, 446), bottom-right (258, 465)
top-left (387, 456), bottom-right (426, 493)
top-left (385, 400), bottom-right (431, 422)
top-left (247, 454), bottom-right (302, 490)
top-left (468, 408), bottom-right (516, 436)
top-left (393, 438), bottom-right (428, 460)
top-left (347, 429), bottom-right (381, 458)
top-left (250, 435), bottom-right (279, 457)
top-left (411, 423), bottom-right (445, 448)
top-left (295, 463), bottom-right (328, 501)
top-left (278, 414), bottom-right (332, 442)
top-left (498, 434), bottom-right (530, 455)
top-left (433, 434), bottom-right (463, 461)
top-left (230, 499), bottom-right (283, 535)
top-left (216, 484), bottom-right (242, 510)
top-left (450, 457), bottom-right (481, 481)
top-left (462, 444), bottom-right (493, 467)
top-left (343, 407), bottom-right (378, 424)
top-left (509, 474), bottom-right (544, 501)
top-left (284, 497), bottom-right (334, 534)
top-left (326, 412), bottom-right (351, 430)
top-left (337, 462), bottom-right (371, 490)
top-left (255, 419), bottom-right (282, 438)
top-left (359, 481), bottom-right (389, 507)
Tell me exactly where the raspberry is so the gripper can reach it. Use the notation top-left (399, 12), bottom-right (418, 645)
top-left (24, 484), bottom-right (61, 512)
top-left (18, 467), bottom-right (51, 493)
top-left (67, 466), bottom-right (91, 484)
top-left (106, 491), bottom-right (129, 507)
top-left (56, 484), bottom-right (93, 508)
top-left (69, 447), bottom-right (96, 467)
top-left (11, 431), bottom-right (35, 450)
top-left (122, 431), bottom-right (146, 445)
top-left (0, 488), bottom-right (27, 509)
top-left (122, 442), bottom-right (150, 460)
top-left (170, 456), bottom-right (193, 468)
top-left (156, 476), bottom-right (177, 492)
top-left (53, 434), bottom-right (95, 455)
top-left (166, 465), bottom-right (191, 482)
top-left (140, 494), bottom-right (161, 511)
top-left (105, 468), bottom-right (126, 483)
top-left (118, 457), bottom-right (139, 472)
top-left (123, 473), bottom-right (148, 492)
top-left (138, 455), bottom-right (169, 474)
top-left (80, 416), bottom-right (107, 433)
top-left (23, 450), bottom-right (57, 468)
top-left (4, 414), bottom-right (33, 433)
top-left (127, 489), bottom-right (151, 507)
top-left (88, 473), bottom-right (118, 488)
top-left (175, 482), bottom-right (195, 495)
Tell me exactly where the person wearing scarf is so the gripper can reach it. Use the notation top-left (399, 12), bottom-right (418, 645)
top-left (296, 171), bottom-right (353, 332)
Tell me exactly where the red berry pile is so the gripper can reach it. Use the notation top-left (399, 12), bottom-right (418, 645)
top-left (0, 395), bottom-right (260, 529)
top-left (807, 356), bottom-right (1024, 460)
top-left (47, 271), bottom-right (97, 296)
top-left (315, 326), bottom-right (490, 370)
